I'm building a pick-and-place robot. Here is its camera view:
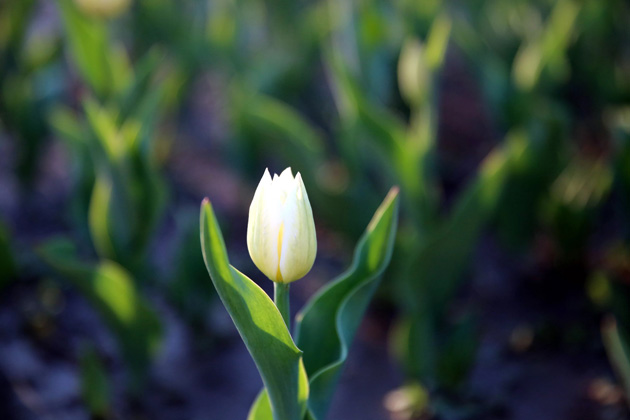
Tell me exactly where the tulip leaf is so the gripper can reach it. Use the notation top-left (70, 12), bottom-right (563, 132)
top-left (246, 187), bottom-right (400, 420)
top-left (79, 346), bottom-right (111, 417)
top-left (234, 90), bottom-right (326, 182)
top-left (37, 238), bottom-right (162, 391)
top-left (0, 222), bottom-right (16, 288)
top-left (57, 0), bottom-right (111, 98)
top-left (297, 187), bottom-right (399, 419)
top-left (200, 199), bottom-right (309, 420)
top-left (248, 390), bottom-right (274, 420)
top-left (602, 317), bottom-right (630, 402)
top-left (397, 136), bottom-right (527, 387)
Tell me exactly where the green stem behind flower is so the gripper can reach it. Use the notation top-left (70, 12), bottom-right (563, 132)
top-left (274, 283), bottom-right (291, 330)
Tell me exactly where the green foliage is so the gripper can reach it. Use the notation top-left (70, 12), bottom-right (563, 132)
top-left (168, 210), bottom-right (216, 327)
top-left (79, 346), bottom-right (111, 418)
top-left (202, 188), bottom-right (399, 420)
top-left (611, 108), bottom-right (630, 240)
top-left (543, 157), bottom-right (612, 259)
top-left (602, 317), bottom-right (630, 405)
top-left (200, 199), bottom-right (309, 420)
top-left (3, 0), bottom-right (630, 414)
top-left (57, 0), bottom-right (129, 100)
top-left (231, 89), bottom-right (326, 181)
top-left (0, 0), bottom-right (61, 183)
top-left (37, 238), bottom-right (162, 391)
top-left (294, 187), bottom-right (399, 419)
top-left (230, 88), bottom-right (376, 236)
top-left (0, 222), bottom-right (16, 288)
top-left (492, 125), bottom-right (566, 250)
top-left (50, 34), bottom-right (173, 273)
top-left (393, 137), bottom-right (526, 391)
top-left (82, 98), bottom-right (168, 273)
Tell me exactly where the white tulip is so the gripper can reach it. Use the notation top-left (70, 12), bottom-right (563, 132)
top-left (247, 168), bottom-right (316, 283)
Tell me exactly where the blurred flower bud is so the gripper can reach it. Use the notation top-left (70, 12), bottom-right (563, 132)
top-left (398, 38), bottom-right (430, 107)
top-left (74, 0), bottom-right (131, 19)
top-left (247, 168), bottom-right (316, 283)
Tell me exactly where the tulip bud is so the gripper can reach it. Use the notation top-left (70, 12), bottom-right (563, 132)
top-left (74, 0), bottom-right (131, 19)
top-left (247, 168), bottom-right (317, 283)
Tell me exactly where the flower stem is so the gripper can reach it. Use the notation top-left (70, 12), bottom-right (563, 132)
top-left (274, 282), bottom-right (290, 330)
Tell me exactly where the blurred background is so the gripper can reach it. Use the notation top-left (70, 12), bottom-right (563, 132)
top-left (1, 0), bottom-right (630, 419)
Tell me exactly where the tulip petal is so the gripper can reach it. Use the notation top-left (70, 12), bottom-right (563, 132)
top-left (247, 169), bottom-right (282, 281)
top-left (248, 168), bottom-right (316, 283)
top-left (279, 172), bottom-right (316, 282)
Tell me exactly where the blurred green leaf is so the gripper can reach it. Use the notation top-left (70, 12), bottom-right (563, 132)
top-left (0, 222), bottom-right (16, 288)
top-left (200, 199), bottom-right (309, 420)
top-left (81, 98), bottom-right (167, 272)
top-left (399, 137), bottom-right (526, 389)
top-left (57, 0), bottom-right (112, 98)
top-left (79, 346), bottom-right (111, 417)
top-left (0, 0), bottom-right (36, 73)
top-left (543, 157), bottom-right (612, 258)
top-left (327, 47), bottom-right (437, 234)
top-left (83, 98), bottom-right (129, 163)
top-left (88, 170), bottom-right (119, 261)
top-left (37, 238), bottom-right (162, 391)
top-left (602, 317), bottom-right (630, 403)
top-left (398, 37), bottom-right (431, 108)
top-left (493, 126), bottom-right (565, 250)
top-left (424, 13), bottom-right (451, 71)
top-left (417, 138), bottom-right (525, 307)
top-left (49, 106), bottom-right (88, 151)
top-left (168, 209), bottom-right (215, 327)
top-left (117, 48), bottom-right (163, 123)
top-left (512, 0), bottom-right (581, 91)
top-left (234, 89), bottom-right (326, 177)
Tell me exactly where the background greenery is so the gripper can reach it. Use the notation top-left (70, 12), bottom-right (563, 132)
top-left (0, 0), bottom-right (629, 419)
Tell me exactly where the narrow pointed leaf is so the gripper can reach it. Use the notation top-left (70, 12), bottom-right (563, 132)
top-left (294, 187), bottom-right (400, 419)
top-left (57, 0), bottom-right (111, 98)
top-left (200, 199), bottom-right (308, 420)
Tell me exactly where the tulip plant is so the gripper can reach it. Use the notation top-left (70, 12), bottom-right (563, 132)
top-left (39, 0), bottom-right (175, 398)
top-left (0, 0), bottom-right (62, 185)
top-left (200, 168), bottom-right (399, 420)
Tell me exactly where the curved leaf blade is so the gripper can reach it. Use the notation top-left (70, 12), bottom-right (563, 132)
top-left (294, 187), bottom-right (400, 419)
top-left (36, 238), bottom-right (162, 391)
top-left (200, 199), bottom-right (308, 420)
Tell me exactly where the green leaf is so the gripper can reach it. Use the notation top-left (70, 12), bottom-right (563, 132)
top-left (295, 187), bottom-right (399, 419)
top-left (116, 48), bottom-right (163, 123)
top-left (0, 222), bottom-right (16, 287)
top-left (494, 126), bottom-right (565, 250)
top-left (168, 209), bottom-right (216, 326)
top-left (200, 199), bottom-right (308, 420)
top-left (48, 106), bottom-right (88, 151)
top-left (57, 0), bottom-right (111, 98)
top-left (409, 138), bottom-right (523, 311)
top-left (37, 238), bottom-right (162, 391)
top-left (602, 316), bottom-right (630, 402)
top-left (248, 390), bottom-right (274, 420)
top-left (79, 346), bottom-right (111, 417)
top-left (398, 137), bottom-right (527, 387)
top-left (88, 171), bottom-right (117, 260)
top-left (83, 98), bottom-right (127, 163)
top-left (234, 89), bottom-right (326, 178)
